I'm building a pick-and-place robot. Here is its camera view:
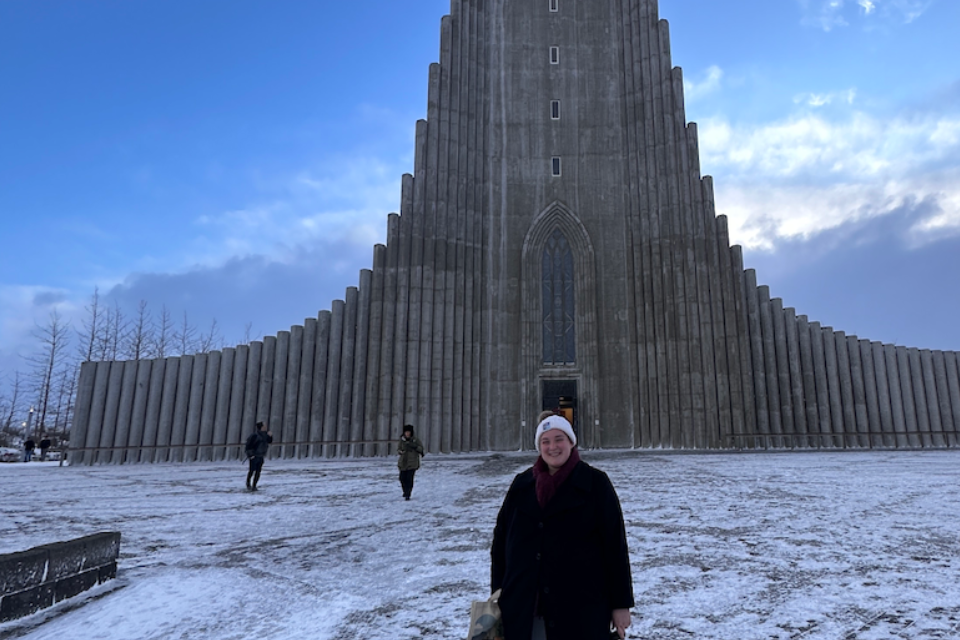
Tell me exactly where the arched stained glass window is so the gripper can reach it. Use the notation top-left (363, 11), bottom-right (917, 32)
top-left (542, 229), bottom-right (576, 365)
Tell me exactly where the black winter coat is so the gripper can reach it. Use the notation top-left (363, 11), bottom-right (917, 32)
top-left (245, 431), bottom-right (272, 458)
top-left (491, 460), bottom-right (634, 640)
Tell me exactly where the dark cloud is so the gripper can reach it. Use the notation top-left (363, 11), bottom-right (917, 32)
top-left (744, 195), bottom-right (960, 351)
top-left (102, 238), bottom-right (376, 346)
top-left (32, 291), bottom-right (67, 307)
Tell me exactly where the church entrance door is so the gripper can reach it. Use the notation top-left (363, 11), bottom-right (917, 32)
top-left (541, 380), bottom-right (578, 437)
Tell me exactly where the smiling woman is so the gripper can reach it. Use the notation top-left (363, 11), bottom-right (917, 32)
top-left (491, 415), bottom-right (634, 640)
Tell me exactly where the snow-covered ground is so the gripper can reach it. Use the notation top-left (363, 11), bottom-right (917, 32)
top-left (2, 449), bottom-right (960, 639)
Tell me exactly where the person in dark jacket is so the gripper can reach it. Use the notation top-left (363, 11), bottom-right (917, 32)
top-left (491, 415), bottom-right (634, 640)
top-left (397, 424), bottom-right (424, 500)
top-left (39, 436), bottom-right (52, 462)
top-left (244, 422), bottom-right (273, 490)
top-left (23, 439), bottom-right (35, 463)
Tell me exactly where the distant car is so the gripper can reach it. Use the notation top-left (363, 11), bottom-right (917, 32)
top-left (0, 447), bottom-right (21, 463)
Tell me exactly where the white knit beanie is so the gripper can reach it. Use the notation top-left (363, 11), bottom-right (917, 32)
top-left (534, 415), bottom-right (577, 452)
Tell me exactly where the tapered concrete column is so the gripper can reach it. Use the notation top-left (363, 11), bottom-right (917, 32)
top-left (227, 345), bottom-right (248, 461)
top-left (84, 362), bottom-right (112, 464)
top-left (81, 362), bottom-right (110, 465)
top-left (743, 271), bottom-right (768, 445)
top-left (283, 326), bottom-right (303, 459)
top-left (757, 285), bottom-right (783, 446)
top-left (846, 337), bottom-right (870, 447)
top-left (797, 316), bottom-right (819, 442)
top-left (269, 331), bottom-right (290, 459)
top-left (859, 341), bottom-right (882, 447)
top-left (907, 348), bottom-right (930, 447)
top-left (241, 341), bottom-right (262, 444)
top-left (212, 347), bottom-right (235, 461)
top-left (257, 336), bottom-right (277, 428)
top-left (184, 353), bottom-right (208, 462)
top-left (675, 71), bottom-right (703, 451)
top-left (809, 322), bottom-right (831, 447)
top-left (296, 319), bottom-right (317, 459)
top-left (832, 332), bottom-right (857, 448)
top-left (687, 152), bottom-right (718, 448)
top-left (155, 357), bottom-right (180, 463)
top-left (758, 287), bottom-right (782, 445)
top-left (98, 361), bottom-right (125, 464)
top-left (70, 362), bottom-right (97, 466)
top-left (931, 350), bottom-right (953, 446)
top-left (170, 355), bottom-right (194, 463)
top-left (638, 0), bottom-right (667, 449)
top-left (197, 351), bottom-right (221, 462)
top-left (784, 307), bottom-right (807, 445)
top-left (83, 362), bottom-right (111, 465)
top-left (944, 352), bottom-right (960, 446)
top-left (895, 347), bottom-right (920, 447)
top-left (351, 271), bottom-right (373, 457)
top-left (770, 298), bottom-right (792, 447)
top-left (876, 343), bottom-right (900, 447)
top-left (364, 247), bottom-right (387, 458)
top-left (125, 359), bottom-right (153, 463)
top-left (433, 14), bottom-right (454, 455)
top-left (310, 312), bottom-right (332, 458)
top-left (323, 300), bottom-right (345, 457)
top-left (884, 345), bottom-right (908, 447)
top-left (141, 358), bottom-right (166, 463)
top-left (920, 350), bottom-right (943, 447)
top-left (380, 215), bottom-right (402, 456)
top-left (337, 288), bottom-right (359, 457)
top-left (110, 360), bottom-right (138, 464)
top-left (822, 328), bottom-right (844, 448)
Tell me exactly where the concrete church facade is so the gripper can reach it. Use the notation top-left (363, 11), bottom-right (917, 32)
top-left (71, 0), bottom-right (960, 464)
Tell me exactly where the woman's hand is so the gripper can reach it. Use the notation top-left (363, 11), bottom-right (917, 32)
top-left (611, 608), bottom-right (631, 639)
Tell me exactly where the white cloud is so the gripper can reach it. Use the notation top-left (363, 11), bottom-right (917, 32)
top-left (187, 156), bottom-right (401, 271)
top-left (800, 0), bottom-right (932, 29)
top-left (699, 110), bottom-right (960, 250)
top-left (801, 0), bottom-right (850, 31)
top-left (683, 65), bottom-right (724, 103)
top-left (795, 88), bottom-right (857, 107)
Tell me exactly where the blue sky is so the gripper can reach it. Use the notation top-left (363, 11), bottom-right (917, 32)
top-left (1, 0), bottom-right (959, 387)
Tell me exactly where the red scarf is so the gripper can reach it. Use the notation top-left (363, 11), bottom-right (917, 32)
top-left (532, 448), bottom-right (581, 508)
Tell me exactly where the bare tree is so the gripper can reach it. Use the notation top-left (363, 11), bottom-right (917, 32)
top-left (240, 322), bottom-right (262, 345)
top-left (0, 371), bottom-right (24, 447)
top-left (196, 318), bottom-right (223, 354)
top-left (50, 362), bottom-right (78, 445)
top-left (77, 287), bottom-right (102, 362)
top-left (124, 300), bottom-right (154, 360)
top-left (174, 311), bottom-right (198, 356)
top-left (27, 310), bottom-right (72, 437)
top-left (93, 301), bottom-right (125, 361)
top-left (153, 304), bottom-right (174, 358)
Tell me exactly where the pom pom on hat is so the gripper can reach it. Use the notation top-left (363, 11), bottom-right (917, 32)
top-left (534, 415), bottom-right (577, 452)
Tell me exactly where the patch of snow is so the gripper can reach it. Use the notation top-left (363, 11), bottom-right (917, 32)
top-left (2, 450), bottom-right (960, 639)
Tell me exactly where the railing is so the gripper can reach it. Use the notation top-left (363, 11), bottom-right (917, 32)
top-left (60, 439), bottom-right (404, 464)
top-left (724, 431), bottom-right (960, 450)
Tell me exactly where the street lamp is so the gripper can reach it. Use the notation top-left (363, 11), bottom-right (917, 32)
top-left (25, 406), bottom-right (35, 441)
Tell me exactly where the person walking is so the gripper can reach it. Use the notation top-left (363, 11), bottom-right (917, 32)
top-left (23, 438), bottom-right (35, 463)
top-left (244, 422), bottom-right (273, 491)
top-left (39, 436), bottom-right (51, 462)
top-left (491, 415), bottom-right (634, 640)
top-left (397, 425), bottom-right (424, 500)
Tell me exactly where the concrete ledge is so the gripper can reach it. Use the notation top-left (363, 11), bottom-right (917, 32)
top-left (0, 532), bottom-right (120, 623)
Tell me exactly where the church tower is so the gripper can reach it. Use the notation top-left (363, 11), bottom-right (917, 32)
top-left (70, 0), bottom-right (960, 463)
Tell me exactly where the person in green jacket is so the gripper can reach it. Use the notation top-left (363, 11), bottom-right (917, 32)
top-left (397, 424), bottom-right (425, 500)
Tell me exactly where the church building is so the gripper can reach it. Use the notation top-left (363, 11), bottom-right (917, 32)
top-left (71, 0), bottom-right (960, 464)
